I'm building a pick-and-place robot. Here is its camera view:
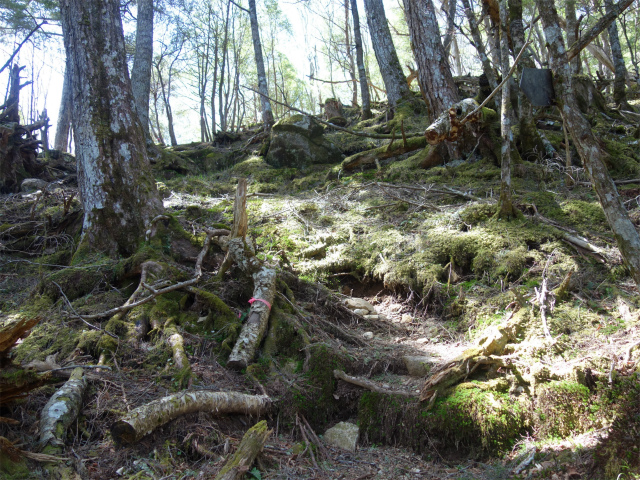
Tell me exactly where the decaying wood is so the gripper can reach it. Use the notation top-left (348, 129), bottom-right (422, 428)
top-left (0, 316), bottom-right (40, 357)
top-left (341, 136), bottom-right (427, 171)
top-left (334, 369), bottom-right (415, 397)
top-left (226, 179), bottom-right (277, 370)
top-left (39, 367), bottom-right (87, 449)
top-left (214, 420), bottom-right (271, 480)
top-left (111, 391), bottom-right (271, 444)
top-left (425, 98), bottom-right (481, 145)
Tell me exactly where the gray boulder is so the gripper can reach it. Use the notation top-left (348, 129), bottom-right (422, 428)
top-left (266, 114), bottom-right (343, 168)
top-left (20, 178), bottom-right (48, 192)
top-left (323, 422), bottom-right (359, 452)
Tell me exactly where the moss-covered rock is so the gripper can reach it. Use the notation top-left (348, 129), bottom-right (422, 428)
top-left (266, 115), bottom-right (343, 169)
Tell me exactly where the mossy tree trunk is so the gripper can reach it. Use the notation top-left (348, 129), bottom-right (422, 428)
top-left (60, 0), bottom-right (163, 257)
top-left (214, 420), bottom-right (271, 480)
top-left (537, 0), bottom-right (640, 289)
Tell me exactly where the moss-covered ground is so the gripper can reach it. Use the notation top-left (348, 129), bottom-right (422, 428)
top-left (2, 97), bottom-right (640, 479)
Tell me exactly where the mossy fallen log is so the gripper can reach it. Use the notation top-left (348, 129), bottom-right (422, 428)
top-left (214, 420), bottom-right (271, 480)
top-left (341, 136), bottom-right (427, 171)
top-left (111, 391), bottom-right (271, 444)
top-left (39, 367), bottom-right (87, 450)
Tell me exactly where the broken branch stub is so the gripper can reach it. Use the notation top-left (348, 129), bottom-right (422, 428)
top-left (214, 420), bottom-right (271, 480)
top-left (111, 391), bottom-right (271, 444)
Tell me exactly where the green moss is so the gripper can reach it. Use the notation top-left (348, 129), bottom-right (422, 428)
top-left (359, 384), bottom-right (530, 456)
top-left (535, 380), bottom-right (602, 438)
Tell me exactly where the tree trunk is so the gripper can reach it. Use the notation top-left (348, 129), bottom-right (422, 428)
top-left (60, 0), bottom-right (163, 256)
top-left (131, 0), bottom-right (154, 140)
top-left (566, 0), bottom-right (580, 74)
top-left (604, 0), bottom-right (630, 108)
top-left (461, 0), bottom-right (497, 92)
top-left (363, 0), bottom-right (411, 108)
top-left (537, 0), bottom-right (640, 289)
top-left (350, 0), bottom-right (372, 119)
top-left (248, 0), bottom-right (275, 128)
top-left (442, 0), bottom-right (457, 55)
top-left (497, 0), bottom-right (516, 218)
top-left (54, 64), bottom-right (72, 152)
top-left (403, 0), bottom-right (459, 121)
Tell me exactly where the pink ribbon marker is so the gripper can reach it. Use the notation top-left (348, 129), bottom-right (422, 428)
top-left (248, 297), bottom-right (272, 310)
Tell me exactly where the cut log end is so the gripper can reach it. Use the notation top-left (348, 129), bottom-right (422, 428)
top-left (110, 421), bottom-right (138, 445)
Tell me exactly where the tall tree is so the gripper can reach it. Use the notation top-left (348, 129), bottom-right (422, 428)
top-left (363, 0), bottom-right (411, 109)
top-left (350, 0), bottom-right (372, 119)
top-left (60, 0), bottom-right (162, 256)
top-left (536, 0), bottom-right (640, 289)
top-left (54, 64), bottom-right (72, 152)
top-left (247, 0), bottom-right (275, 127)
top-left (461, 0), bottom-right (497, 91)
top-left (604, 0), bottom-right (630, 108)
top-left (131, 0), bottom-right (155, 139)
top-left (403, 0), bottom-right (458, 120)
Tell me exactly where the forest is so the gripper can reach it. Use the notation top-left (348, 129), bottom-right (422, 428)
top-left (2, 0), bottom-right (640, 478)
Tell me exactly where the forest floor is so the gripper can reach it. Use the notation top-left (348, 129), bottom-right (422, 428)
top-left (2, 96), bottom-right (640, 479)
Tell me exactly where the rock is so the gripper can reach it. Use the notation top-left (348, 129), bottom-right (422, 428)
top-left (415, 338), bottom-right (429, 345)
top-left (363, 314), bottom-right (379, 321)
top-left (301, 244), bottom-right (327, 259)
top-left (323, 422), bottom-right (359, 452)
top-left (403, 356), bottom-right (435, 377)
top-left (20, 178), bottom-right (47, 192)
top-left (266, 114), bottom-right (343, 169)
top-left (344, 297), bottom-right (375, 313)
top-left (353, 308), bottom-right (369, 316)
top-left (401, 314), bottom-right (413, 323)
top-left (363, 331), bottom-right (374, 340)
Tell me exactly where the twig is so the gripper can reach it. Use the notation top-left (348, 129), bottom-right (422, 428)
top-left (54, 282), bottom-right (119, 339)
top-left (333, 369), bottom-right (415, 397)
top-left (48, 365), bottom-right (112, 373)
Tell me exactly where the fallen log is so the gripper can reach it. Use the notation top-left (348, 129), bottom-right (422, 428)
top-left (341, 136), bottom-right (427, 171)
top-left (111, 391), bottom-right (271, 444)
top-left (214, 420), bottom-right (271, 480)
top-left (39, 367), bottom-right (87, 450)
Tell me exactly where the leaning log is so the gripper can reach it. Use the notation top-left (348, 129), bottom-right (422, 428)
top-left (214, 420), bottom-right (271, 480)
top-left (111, 391), bottom-right (271, 444)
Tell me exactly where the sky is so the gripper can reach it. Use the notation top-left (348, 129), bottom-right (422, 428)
top-left (0, 0), bottom-right (466, 147)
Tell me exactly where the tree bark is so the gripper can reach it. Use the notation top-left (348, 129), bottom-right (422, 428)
top-left (248, 0), bottom-right (274, 128)
top-left (566, 0), bottom-right (580, 74)
top-left (363, 0), bottom-right (411, 108)
top-left (131, 0), bottom-right (154, 140)
top-left (461, 0), bottom-right (497, 92)
top-left (497, 0), bottom-right (515, 218)
top-left (60, 0), bottom-right (163, 256)
top-left (537, 0), bottom-right (640, 289)
top-left (111, 391), bottom-right (271, 444)
top-left (54, 64), bottom-right (72, 152)
top-left (403, 0), bottom-right (459, 121)
top-left (350, 0), bottom-right (372, 119)
top-left (604, 0), bottom-right (630, 108)
top-left (214, 420), bottom-right (271, 480)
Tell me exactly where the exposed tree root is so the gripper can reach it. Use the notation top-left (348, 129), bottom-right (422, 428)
top-left (214, 420), bottom-right (271, 480)
top-left (334, 369), bottom-right (415, 397)
top-left (111, 391), bottom-right (271, 444)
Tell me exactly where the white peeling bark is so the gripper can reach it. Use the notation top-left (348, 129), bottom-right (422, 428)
top-left (111, 391), bottom-right (271, 444)
top-left (39, 367), bottom-right (87, 449)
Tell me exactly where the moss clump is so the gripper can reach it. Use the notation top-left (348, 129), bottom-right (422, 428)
top-left (39, 262), bottom-right (117, 301)
top-left (290, 344), bottom-right (345, 429)
top-left (359, 384), bottom-right (530, 456)
top-left (535, 380), bottom-right (601, 438)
